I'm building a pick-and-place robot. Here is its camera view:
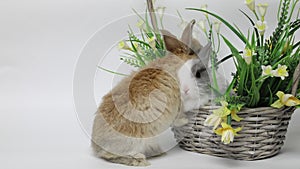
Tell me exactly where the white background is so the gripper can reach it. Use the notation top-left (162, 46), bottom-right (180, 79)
top-left (1, 0), bottom-right (299, 169)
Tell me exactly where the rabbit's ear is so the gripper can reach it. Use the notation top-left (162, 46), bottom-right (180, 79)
top-left (161, 29), bottom-right (185, 53)
top-left (198, 42), bottom-right (212, 66)
top-left (191, 39), bottom-right (203, 54)
top-left (180, 19), bottom-right (196, 51)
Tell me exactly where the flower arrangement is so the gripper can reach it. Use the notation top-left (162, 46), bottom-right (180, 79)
top-left (98, 1), bottom-right (167, 76)
top-left (105, 0), bottom-right (300, 146)
top-left (188, 0), bottom-right (300, 144)
top-left (116, 2), bottom-right (166, 68)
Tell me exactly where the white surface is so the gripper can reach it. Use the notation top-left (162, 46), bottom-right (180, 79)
top-left (1, 0), bottom-right (300, 168)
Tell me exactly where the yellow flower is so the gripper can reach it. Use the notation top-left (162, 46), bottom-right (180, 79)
top-left (213, 101), bottom-right (231, 117)
top-left (204, 101), bottom-right (230, 129)
top-left (245, 0), bottom-right (255, 11)
top-left (261, 65), bottom-right (274, 77)
top-left (257, 3), bottom-right (268, 19)
top-left (256, 20), bottom-right (268, 35)
top-left (136, 45), bottom-right (144, 55)
top-left (215, 123), bottom-right (242, 144)
top-left (148, 37), bottom-right (156, 49)
top-left (133, 42), bottom-right (138, 49)
top-left (204, 114), bottom-right (222, 130)
top-left (243, 48), bottom-right (253, 64)
top-left (136, 19), bottom-right (145, 29)
top-left (271, 91), bottom-right (300, 108)
top-left (231, 110), bottom-right (243, 122)
top-left (118, 40), bottom-right (131, 50)
top-left (273, 64), bottom-right (289, 80)
top-left (230, 104), bottom-right (244, 122)
top-left (213, 21), bottom-right (221, 34)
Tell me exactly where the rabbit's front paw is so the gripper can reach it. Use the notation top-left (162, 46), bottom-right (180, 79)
top-left (173, 118), bottom-right (189, 127)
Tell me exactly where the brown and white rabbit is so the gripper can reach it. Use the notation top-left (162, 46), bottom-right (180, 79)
top-left (177, 42), bottom-right (228, 112)
top-left (177, 42), bottom-right (212, 112)
top-left (91, 20), bottom-right (212, 166)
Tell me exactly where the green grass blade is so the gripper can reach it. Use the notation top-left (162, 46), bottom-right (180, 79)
top-left (221, 35), bottom-right (244, 65)
top-left (97, 66), bottom-right (129, 76)
top-left (126, 39), bottom-right (151, 48)
top-left (187, 8), bottom-right (248, 44)
top-left (239, 9), bottom-right (260, 46)
top-left (224, 77), bottom-right (236, 96)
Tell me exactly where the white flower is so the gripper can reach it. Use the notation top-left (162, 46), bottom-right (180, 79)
top-left (273, 64), bottom-right (289, 80)
top-left (155, 6), bottom-right (166, 19)
top-left (201, 4), bottom-right (208, 17)
top-left (213, 21), bottom-right (221, 34)
top-left (201, 4), bottom-right (208, 10)
top-left (257, 3), bottom-right (268, 18)
top-left (256, 20), bottom-right (268, 35)
top-left (261, 65), bottom-right (274, 77)
top-left (222, 129), bottom-right (234, 144)
top-left (215, 123), bottom-right (242, 145)
top-left (204, 114), bottom-right (222, 130)
top-left (204, 101), bottom-right (230, 130)
top-left (271, 91), bottom-right (300, 108)
top-left (243, 48), bottom-right (253, 64)
top-left (198, 20), bottom-right (206, 32)
top-left (245, 0), bottom-right (255, 11)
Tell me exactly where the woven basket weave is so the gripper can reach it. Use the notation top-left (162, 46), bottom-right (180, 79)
top-left (173, 106), bottom-right (295, 160)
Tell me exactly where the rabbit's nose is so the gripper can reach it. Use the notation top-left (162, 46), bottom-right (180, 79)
top-left (182, 87), bottom-right (190, 94)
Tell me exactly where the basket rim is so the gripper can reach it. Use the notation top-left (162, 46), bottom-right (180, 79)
top-left (198, 105), bottom-right (287, 111)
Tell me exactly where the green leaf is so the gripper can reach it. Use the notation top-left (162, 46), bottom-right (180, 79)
top-left (268, 85), bottom-right (274, 105)
top-left (239, 9), bottom-right (261, 47)
top-left (224, 77), bottom-right (236, 96)
top-left (221, 35), bottom-right (244, 66)
top-left (186, 8), bottom-right (249, 44)
top-left (208, 84), bottom-right (222, 97)
top-left (97, 66), bottom-right (129, 76)
top-left (126, 39), bottom-right (151, 48)
top-left (248, 63), bottom-right (260, 107)
top-left (287, 0), bottom-right (300, 23)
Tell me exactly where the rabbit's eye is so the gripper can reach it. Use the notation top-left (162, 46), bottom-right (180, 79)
top-left (195, 70), bottom-right (201, 78)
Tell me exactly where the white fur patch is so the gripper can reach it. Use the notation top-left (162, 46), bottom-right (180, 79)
top-left (177, 59), bottom-right (206, 111)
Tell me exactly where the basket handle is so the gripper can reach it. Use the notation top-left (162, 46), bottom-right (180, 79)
top-left (291, 61), bottom-right (300, 96)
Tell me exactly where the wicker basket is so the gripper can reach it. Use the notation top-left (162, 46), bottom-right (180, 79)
top-left (173, 106), bottom-right (296, 160)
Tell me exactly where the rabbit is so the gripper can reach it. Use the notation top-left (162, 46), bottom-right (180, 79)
top-left (177, 42), bottom-right (212, 112)
top-left (177, 38), bottom-right (229, 113)
top-left (91, 20), bottom-right (209, 166)
top-left (173, 42), bottom-right (228, 143)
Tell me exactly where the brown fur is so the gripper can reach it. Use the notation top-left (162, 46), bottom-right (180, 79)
top-left (96, 54), bottom-right (193, 138)
top-left (91, 20), bottom-right (199, 166)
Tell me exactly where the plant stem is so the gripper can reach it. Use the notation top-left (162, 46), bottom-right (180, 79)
top-left (227, 115), bottom-right (232, 125)
top-left (97, 66), bottom-right (129, 76)
top-left (254, 11), bottom-right (260, 20)
top-left (211, 52), bottom-right (220, 93)
top-left (146, 0), bottom-right (158, 32)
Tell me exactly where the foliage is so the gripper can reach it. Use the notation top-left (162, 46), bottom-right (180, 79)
top-left (118, 8), bottom-right (166, 68)
top-left (188, 0), bottom-right (300, 144)
top-left (98, 4), bottom-right (166, 75)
